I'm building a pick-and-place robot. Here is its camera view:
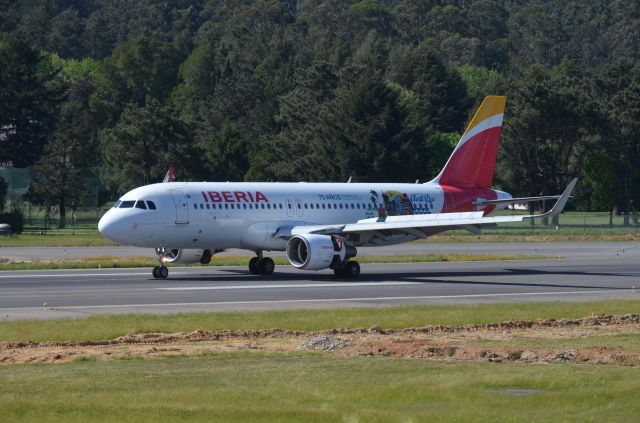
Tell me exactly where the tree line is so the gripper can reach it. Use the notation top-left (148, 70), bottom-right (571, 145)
top-left (1, 0), bottom-right (639, 228)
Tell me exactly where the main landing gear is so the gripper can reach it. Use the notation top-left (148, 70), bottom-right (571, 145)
top-left (333, 260), bottom-right (360, 279)
top-left (249, 251), bottom-right (275, 275)
top-left (153, 246), bottom-right (169, 279)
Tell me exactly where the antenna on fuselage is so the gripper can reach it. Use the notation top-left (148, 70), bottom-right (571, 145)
top-left (415, 179), bottom-right (419, 184)
top-left (347, 176), bottom-right (352, 183)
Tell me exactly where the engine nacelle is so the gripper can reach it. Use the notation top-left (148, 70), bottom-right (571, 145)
top-left (163, 249), bottom-right (212, 265)
top-left (286, 234), bottom-right (355, 270)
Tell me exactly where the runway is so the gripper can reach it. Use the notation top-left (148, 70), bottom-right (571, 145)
top-left (1, 241), bottom-right (638, 261)
top-left (1, 243), bottom-right (639, 320)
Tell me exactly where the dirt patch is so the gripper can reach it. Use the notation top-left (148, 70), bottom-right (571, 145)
top-left (1, 314), bottom-right (639, 365)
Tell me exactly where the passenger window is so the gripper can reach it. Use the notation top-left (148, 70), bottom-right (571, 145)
top-left (119, 201), bottom-right (135, 208)
top-left (225, 204), bottom-right (228, 209)
top-left (206, 204), bottom-right (210, 209)
top-left (339, 204), bottom-right (343, 209)
top-left (297, 203), bottom-right (301, 209)
top-left (322, 204), bottom-right (325, 209)
top-left (261, 204), bottom-right (265, 209)
top-left (193, 204), bottom-right (197, 209)
top-left (288, 203), bottom-right (292, 209)
top-left (200, 204), bottom-right (203, 209)
top-left (135, 200), bottom-right (147, 209)
top-left (146, 201), bottom-right (156, 210)
top-left (333, 204), bottom-right (337, 209)
top-left (243, 204), bottom-right (247, 209)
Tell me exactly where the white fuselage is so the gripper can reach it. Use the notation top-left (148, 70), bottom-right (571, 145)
top-left (98, 181), bottom-right (508, 252)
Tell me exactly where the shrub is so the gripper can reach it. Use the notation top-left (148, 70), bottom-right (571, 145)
top-left (0, 209), bottom-right (24, 234)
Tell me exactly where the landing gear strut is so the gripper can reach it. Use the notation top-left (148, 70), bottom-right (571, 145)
top-left (153, 246), bottom-right (169, 279)
top-left (333, 261), bottom-right (360, 279)
top-left (249, 251), bottom-right (275, 275)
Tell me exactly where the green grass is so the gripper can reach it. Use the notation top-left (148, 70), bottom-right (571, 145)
top-left (0, 253), bottom-right (544, 271)
top-left (471, 333), bottom-right (640, 351)
top-left (0, 232), bottom-right (116, 247)
top-left (1, 300), bottom-right (638, 343)
top-left (0, 353), bottom-right (639, 422)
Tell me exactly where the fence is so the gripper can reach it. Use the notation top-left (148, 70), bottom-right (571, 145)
top-left (16, 208), bottom-right (640, 236)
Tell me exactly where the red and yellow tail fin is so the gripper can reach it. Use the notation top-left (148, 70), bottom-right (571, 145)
top-left (432, 96), bottom-right (506, 188)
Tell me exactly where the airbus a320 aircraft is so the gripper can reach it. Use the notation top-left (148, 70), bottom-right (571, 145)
top-left (98, 96), bottom-right (577, 279)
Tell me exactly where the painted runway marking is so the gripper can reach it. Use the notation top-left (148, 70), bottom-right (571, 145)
top-left (0, 272), bottom-right (154, 278)
top-left (157, 282), bottom-right (420, 291)
top-left (0, 289), bottom-right (625, 311)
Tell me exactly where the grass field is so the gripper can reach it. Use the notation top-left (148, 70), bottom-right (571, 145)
top-left (1, 352), bottom-right (639, 422)
top-left (2, 301), bottom-right (640, 422)
top-left (1, 300), bottom-right (638, 343)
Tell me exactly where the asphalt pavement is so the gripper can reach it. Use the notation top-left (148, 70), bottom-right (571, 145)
top-left (0, 242), bottom-right (639, 320)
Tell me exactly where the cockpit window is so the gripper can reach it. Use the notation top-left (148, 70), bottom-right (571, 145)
top-left (119, 200), bottom-right (135, 208)
top-left (135, 200), bottom-right (147, 209)
top-left (146, 201), bottom-right (156, 210)
top-left (113, 200), bottom-right (122, 209)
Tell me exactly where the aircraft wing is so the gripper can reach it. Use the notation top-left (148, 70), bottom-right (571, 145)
top-left (292, 178), bottom-right (577, 240)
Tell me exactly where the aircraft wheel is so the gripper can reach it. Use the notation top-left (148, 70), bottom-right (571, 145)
top-left (249, 257), bottom-right (260, 274)
top-left (344, 261), bottom-right (360, 279)
top-left (333, 267), bottom-right (345, 278)
top-left (159, 266), bottom-right (169, 279)
top-left (152, 266), bottom-right (160, 278)
top-left (259, 257), bottom-right (275, 275)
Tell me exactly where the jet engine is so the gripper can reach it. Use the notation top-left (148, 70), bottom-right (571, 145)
top-left (162, 249), bottom-right (213, 265)
top-left (286, 234), bottom-right (356, 270)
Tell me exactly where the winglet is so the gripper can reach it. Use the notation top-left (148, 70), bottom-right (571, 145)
top-left (539, 178), bottom-right (578, 218)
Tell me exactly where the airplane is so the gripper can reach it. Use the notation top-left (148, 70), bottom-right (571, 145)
top-left (98, 96), bottom-right (577, 279)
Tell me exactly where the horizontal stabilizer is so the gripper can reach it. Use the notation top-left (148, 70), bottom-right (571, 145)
top-left (473, 195), bottom-right (565, 206)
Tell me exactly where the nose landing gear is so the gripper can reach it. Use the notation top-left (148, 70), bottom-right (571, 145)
top-left (249, 251), bottom-right (275, 275)
top-left (153, 246), bottom-right (169, 279)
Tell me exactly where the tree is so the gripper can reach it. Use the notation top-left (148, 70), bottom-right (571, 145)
top-left (457, 65), bottom-right (507, 106)
top-left (388, 46), bottom-right (471, 134)
top-left (202, 122), bottom-right (251, 182)
top-left (91, 36), bottom-right (183, 126)
top-left (47, 7), bottom-right (86, 59)
top-left (27, 63), bottom-right (98, 228)
top-left (0, 177), bottom-right (6, 212)
top-left (499, 62), bottom-right (599, 223)
top-left (254, 61), bottom-right (340, 181)
top-left (589, 61), bottom-right (640, 224)
top-left (100, 98), bottom-right (194, 193)
top-left (0, 36), bottom-right (61, 167)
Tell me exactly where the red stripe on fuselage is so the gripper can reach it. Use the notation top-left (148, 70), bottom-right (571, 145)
top-left (441, 185), bottom-right (497, 215)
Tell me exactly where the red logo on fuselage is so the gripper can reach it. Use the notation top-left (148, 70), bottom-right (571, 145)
top-left (200, 191), bottom-right (269, 203)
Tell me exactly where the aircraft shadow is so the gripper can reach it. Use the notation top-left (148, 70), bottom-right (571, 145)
top-left (161, 267), bottom-right (635, 291)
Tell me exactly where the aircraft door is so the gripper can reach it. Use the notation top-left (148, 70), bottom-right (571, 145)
top-left (169, 189), bottom-right (190, 224)
top-left (295, 199), bottom-right (303, 217)
top-left (286, 199), bottom-right (294, 217)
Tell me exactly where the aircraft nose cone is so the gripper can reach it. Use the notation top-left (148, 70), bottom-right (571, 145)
top-left (98, 211), bottom-right (118, 241)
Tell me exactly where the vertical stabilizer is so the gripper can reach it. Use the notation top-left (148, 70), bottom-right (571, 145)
top-left (431, 96), bottom-right (506, 188)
